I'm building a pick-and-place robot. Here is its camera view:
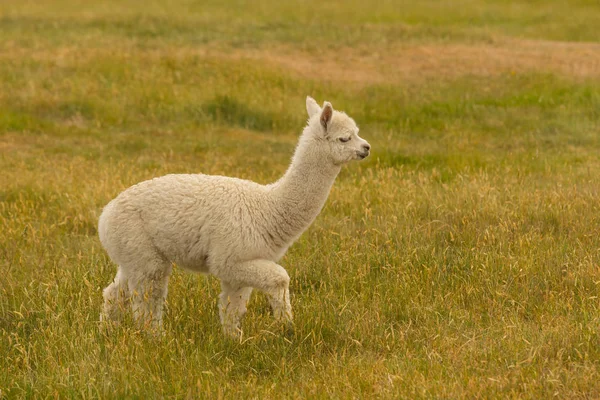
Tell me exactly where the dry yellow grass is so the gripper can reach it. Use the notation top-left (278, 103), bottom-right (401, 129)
top-left (1, 1), bottom-right (600, 398)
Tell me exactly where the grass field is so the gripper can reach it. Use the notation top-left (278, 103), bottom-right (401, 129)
top-left (1, 0), bottom-right (600, 398)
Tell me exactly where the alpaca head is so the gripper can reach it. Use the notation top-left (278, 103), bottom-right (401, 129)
top-left (305, 96), bottom-right (371, 166)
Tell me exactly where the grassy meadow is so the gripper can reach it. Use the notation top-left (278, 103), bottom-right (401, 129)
top-left (1, 0), bottom-right (600, 398)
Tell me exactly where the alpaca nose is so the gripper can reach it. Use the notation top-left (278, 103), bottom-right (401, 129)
top-left (362, 144), bottom-right (371, 152)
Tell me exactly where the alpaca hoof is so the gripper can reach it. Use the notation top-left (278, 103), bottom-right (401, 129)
top-left (223, 324), bottom-right (242, 341)
top-left (147, 325), bottom-right (166, 338)
top-left (99, 313), bottom-right (119, 332)
top-left (284, 321), bottom-right (295, 338)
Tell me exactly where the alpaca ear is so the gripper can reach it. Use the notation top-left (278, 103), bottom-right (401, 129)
top-left (306, 96), bottom-right (321, 118)
top-left (320, 101), bottom-right (333, 130)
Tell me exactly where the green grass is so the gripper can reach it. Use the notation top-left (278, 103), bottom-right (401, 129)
top-left (1, 0), bottom-right (600, 398)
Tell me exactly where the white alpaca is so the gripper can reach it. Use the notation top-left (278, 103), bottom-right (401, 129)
top-left (98, 97), bottom-right (371, 338)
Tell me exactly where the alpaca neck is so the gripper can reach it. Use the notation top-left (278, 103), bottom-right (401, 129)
top-left (270, 131), bottom-right (341, 239)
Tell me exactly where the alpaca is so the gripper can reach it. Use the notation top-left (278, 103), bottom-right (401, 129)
top-left (98, 96), bottom-right (371, 338)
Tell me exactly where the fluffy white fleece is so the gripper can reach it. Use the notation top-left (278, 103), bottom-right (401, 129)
top-left (98, 96), bottom-right (371, 338)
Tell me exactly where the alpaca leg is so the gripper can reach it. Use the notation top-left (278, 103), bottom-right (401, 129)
top-left (219, 283), bottom-right (253, 338)
top-left (268, 284), bottom-right (292, 322)
top-left (222, 259), bottom-right (292, 324)
top-left (128, 261), bottom-right (172, 332)
top-left (100, 268), bottom-right (130, 324)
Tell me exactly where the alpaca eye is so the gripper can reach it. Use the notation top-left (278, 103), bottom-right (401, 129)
top-left (339, 137), bottom-right (351, 143)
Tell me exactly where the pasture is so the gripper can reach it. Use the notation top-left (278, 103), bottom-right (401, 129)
top-left (1, 0), bottom-right (600, 398)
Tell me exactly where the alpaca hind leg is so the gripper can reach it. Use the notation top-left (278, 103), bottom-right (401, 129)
top-left (221, 259), bottom-right (293, 327)
top-left (219, 283), bottom-right (253, 338)
top-left (100, 268), bottom-right (130, 324)
top-left (128, 261), bottom-right (172, 333)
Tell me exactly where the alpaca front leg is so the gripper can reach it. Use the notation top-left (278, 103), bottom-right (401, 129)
top-left (219, 283), bottom-right (253, 338)
top-left (224, 259), bottom-right (293, 327)
top-left (268, 284), bottom-right (292, 323)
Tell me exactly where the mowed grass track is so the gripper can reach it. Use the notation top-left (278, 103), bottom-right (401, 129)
top-left (1, 0), bottom-right (600, 398)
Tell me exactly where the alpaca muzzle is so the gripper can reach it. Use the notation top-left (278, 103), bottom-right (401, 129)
top-left (357, 143), bottom-right (371, 159)
top-left (357, 150), bottom-right (370, 159)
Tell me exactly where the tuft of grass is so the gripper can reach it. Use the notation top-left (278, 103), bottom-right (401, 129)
top-left (1, 0), bottom-right (600, 398)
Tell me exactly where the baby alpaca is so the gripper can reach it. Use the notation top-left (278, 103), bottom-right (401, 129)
top-left (98, 96), bottom-right (371, 338)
